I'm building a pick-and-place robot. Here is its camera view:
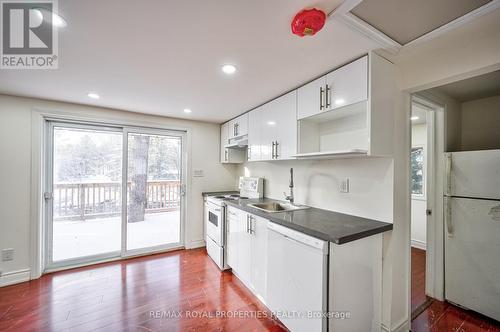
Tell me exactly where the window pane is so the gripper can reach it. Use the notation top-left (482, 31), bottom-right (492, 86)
top-left (52, 127), bottom-right (122, 261)
top-left (411, 147), bottom-right (424, 195)
top-left (127, 133), bottom-right (182, 250)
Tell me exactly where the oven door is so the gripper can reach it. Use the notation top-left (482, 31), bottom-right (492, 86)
top-left (206, 201), bottom-right (223, 246)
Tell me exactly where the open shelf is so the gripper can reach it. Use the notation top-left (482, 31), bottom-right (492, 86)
top-left (292, 149), bottom-right (368, 159)
top-left (297, 101), bottom-right (370, 158)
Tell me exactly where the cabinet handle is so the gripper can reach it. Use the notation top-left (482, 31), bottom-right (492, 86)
top-left (275, 141), bottom-right (279, 159)
top-left (271, 141), bottom-right (276, 159)
top-left (248, 215), bottom-right (254, 234)
top-left (234, 123), bottom-right (239, 137)
top-left (224, 149), bottom-right (228, 162)
top-left (325, 84), bottom-right (331, 108)
top-left (319, 87), bottom-right (324, 110)
top-left (246, 215), bottom-right (250, 233)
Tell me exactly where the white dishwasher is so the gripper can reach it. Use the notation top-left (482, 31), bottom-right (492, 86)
top-left (267, 222), bottom-right (328, 332)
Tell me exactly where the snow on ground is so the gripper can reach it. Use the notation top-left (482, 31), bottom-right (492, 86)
top-left (53, 211), bottom-right (180, 261)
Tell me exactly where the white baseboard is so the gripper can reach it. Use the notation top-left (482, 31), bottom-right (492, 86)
top-left (411, 239), bottom-right (427, 251)
top-left (0, 269), bottom-right (31, 287)
top-left (381, 318), bottom-right (410, 332)
top-left (187, 239), bottom-right (206, 249)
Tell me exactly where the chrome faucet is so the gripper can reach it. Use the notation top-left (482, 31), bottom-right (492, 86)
top-left (283, 168), bottom-right (294, 205)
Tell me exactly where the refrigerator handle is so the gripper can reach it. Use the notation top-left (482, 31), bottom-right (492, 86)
top-left (445, 153), bottom-right (452, 195)
top-left (445, 196), bottom-right (453, 237)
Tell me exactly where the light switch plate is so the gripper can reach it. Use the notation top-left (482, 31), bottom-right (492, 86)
top-left (2, 248), bottom-right (14, 261)
top-left (193, 169), bottom-right (204, 177)
top-left (340, 178), bottom-right (350, 193)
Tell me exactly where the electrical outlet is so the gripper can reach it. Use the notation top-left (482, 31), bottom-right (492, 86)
top-left (340, 178), bottom-right (350, 193)
top-left (2, 248), bottom-right (14, 261)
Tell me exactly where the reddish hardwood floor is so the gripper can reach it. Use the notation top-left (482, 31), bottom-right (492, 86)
top-left (411, 247), bottom-right (500, 331)
top-left (0, 249), bottom-right (287, 332)
top-left (411, 247), bottom-right (430, 313)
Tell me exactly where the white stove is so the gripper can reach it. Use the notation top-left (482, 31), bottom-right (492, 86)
top-left (205, 177), bottom-right (263, 270)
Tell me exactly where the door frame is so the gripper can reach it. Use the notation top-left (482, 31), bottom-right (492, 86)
top-left (411, 94), bottom-right (445, 301)
top-left (32, 109), bottom-right (190, 276)
top-left (121, 126), bottom-right (187, 258)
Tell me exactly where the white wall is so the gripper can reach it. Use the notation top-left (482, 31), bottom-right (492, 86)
top-left (411, 124), bottom-right (427, 250)
top-left (461, 94), bottom-right (500, 151)
top-left (0, 94), bottom-right (238, 283)
top-left (238, 158), bottom-right (394, 222)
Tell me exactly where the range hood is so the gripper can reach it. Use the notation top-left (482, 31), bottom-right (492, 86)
top-left (225, 136), bottom-right (248, 149)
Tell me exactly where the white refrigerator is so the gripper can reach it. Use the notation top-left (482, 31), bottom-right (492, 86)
top-left (444, 149), bottom-right (500, 321)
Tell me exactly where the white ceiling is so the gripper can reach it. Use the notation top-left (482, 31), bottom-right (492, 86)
top-left (0, 0), bottom-right (381, 123)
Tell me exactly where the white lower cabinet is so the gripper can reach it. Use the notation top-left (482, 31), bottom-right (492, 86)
top-left (329, 234), bottom-right (382, 332)
top-left (226, 207), bottom-right (267, 300)
top-left (226, 206), bottom-right (383, 332)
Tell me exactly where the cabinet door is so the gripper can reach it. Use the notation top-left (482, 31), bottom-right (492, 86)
top-left (220, 123), bottom-right (229, 163)
top-left (325, 56), bottom-right (368, 111)
top-left (259, 104), bottom-right (274, 161)
top-left (226, 208), bottom-right (239, 270)
top-left (238, 212), bottom-right (252, 285)
top-left (297, 76), bottom-right (326, 120)
top-left (248, 107), bottom-right (262, 161)
top-left (237, 113), bottom-right (249, 137)
top-left (228, 114), bottom-right (249, 139)
top-left (272, 91), bottom-right (297, 160)
top-left (250, 215), bottom-right (268, 303)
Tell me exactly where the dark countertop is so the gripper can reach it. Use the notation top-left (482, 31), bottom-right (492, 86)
top-left (202, 191), bottom-right (239, 197)
top-left (224, 198), bottom-right (393, 245)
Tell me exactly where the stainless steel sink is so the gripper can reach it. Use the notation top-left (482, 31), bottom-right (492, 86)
top-left (248, 202), bottom-right (309, 213)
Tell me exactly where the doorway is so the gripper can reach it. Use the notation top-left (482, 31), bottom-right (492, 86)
top-left (410, 97), bottom-right (438, 318)
top-left (45, 121), bottom-right (186, 271)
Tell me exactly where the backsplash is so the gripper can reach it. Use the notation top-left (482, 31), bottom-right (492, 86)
top-left (237, 157), bottom-right (394, 223)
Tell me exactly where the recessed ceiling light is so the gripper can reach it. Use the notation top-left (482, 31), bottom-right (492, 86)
top-left (267, 121), bottom-right (276, 126)
top-left (411, 116), bottom-right (419, 121)
top-left (34, 8), bottom-right (67, 27)
top-left (222, 64), bottom-right (237, 75)
top-left (87, 92), bottom-right (100, 99)
top-left (183, 108), bottom-right (192, 114)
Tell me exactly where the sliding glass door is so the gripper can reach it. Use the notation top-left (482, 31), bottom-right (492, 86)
top-left (125, 130), bottom-right (183, 254)
top-left (46, 122), bottom-right (185, 269)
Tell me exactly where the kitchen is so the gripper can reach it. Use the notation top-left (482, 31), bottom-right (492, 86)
top-left (1, 1), bottom-right (500, 332)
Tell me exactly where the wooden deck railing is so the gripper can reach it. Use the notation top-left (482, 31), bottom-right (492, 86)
top-left (53, 180), bottom-right (181, 221)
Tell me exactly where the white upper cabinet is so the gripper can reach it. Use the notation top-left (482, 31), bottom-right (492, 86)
top-left (268, 90), bottom-right (297, 160)
top-left (296, 52), bottom-right (398, 158)
top-left (221, 52), bottom-right (398, 162)
top-left (228, 113), bottom-right (248, 139)
top-left (297, 76), bottom-right (327, 120)
top-left (325, 56), bottom-right (368, 112)
top-left (297, 56), bottom-right (368, 120)
top-left (220, 122), bottom-right (245, 164)
top-left (252, 90), bottom-right (297, 161)
top-left (220, 122), bottom-right (229, 163)
top-left (248, 107), bottom-right (262, 162)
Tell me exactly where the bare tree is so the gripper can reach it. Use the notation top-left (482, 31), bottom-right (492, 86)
top-left (128, 135), bottom-right (150, 223)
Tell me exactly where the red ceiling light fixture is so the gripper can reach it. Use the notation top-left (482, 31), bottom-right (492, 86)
top-left (291, 8), bottom-right (327, 37)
